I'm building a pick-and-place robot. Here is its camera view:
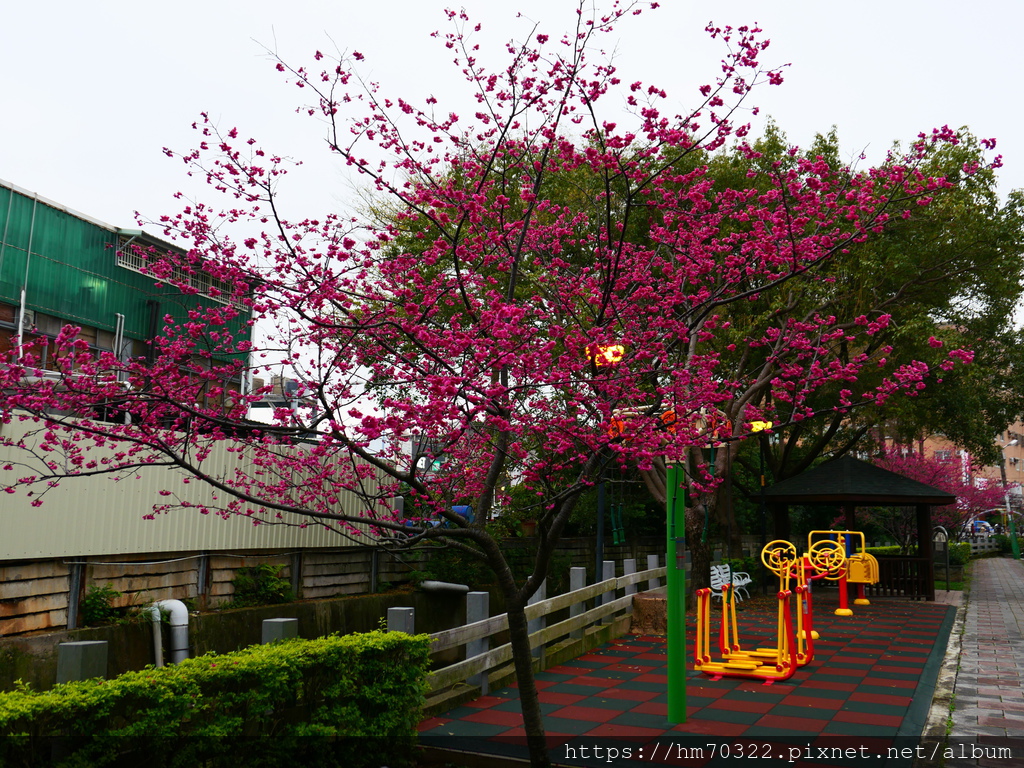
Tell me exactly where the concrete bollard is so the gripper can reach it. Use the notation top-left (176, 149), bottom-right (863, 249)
top-left (624, 558), bottom-right (637, 596)
top-left (527, 579), bottom-right (547, 663)
top-left (569, 567), bottom-right (586, 640)
top-left (601, 560), bottom-right (616, 603)
top-left (466, 591), bottom-right (490, 695)
top-left (647, 554), bottom-right (661, 590)
top-left (56, 641), bottom-right (107, 684)
top-left (387, 606), bottom-right (415, 634)
top-left (600, 560), bottom-right (616, 622)
top-left (262, 618), bottom-right (299, 644)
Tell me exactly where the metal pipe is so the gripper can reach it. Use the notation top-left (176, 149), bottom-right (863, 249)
top-left (0, 187), bottom-right (14, 279)
top-left (113, 312), bottom-right (125, 360)
top-left (143, 599), bottom-right (190, 666)
top-left (145, 604), bottom-right (164, 668)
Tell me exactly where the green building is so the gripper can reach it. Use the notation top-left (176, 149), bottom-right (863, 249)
top-left (0, 179), bottom-right (250, 402)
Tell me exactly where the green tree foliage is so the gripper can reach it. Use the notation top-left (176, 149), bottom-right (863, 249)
top-left (729, 129), bottom-right (1024, 523)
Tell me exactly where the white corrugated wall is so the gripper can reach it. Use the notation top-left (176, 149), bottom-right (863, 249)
top-left (0, 418), bottom-right (379, 559)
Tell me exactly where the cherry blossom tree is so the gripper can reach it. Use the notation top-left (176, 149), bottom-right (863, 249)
top-left (860, 449), bottom-right (1009, 549)
top-left (0, 4), bottom-right (984, 764)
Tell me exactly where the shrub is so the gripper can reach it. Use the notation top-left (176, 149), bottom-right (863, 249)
top-left (230, 563), bottom-right (294, 607)
top-left (865, 545), bottom-right (902, 557)
top-left (79, 585), bottom-right (122, 626)
top-left (0, 630), bottom-right (430, 768)
top-left (948, 542), bottom-right (972, 566)
top-left (991, 534), bottom-right (1024, 555)
top-left (868, 542), bottom-right (972, 565)
top-left (723, 556), bottom-right (758, 580)
top-left (422, 547), bottom-right (493, 588)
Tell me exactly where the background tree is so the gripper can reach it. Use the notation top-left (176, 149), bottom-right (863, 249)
top-left (0, 5), bottom-right (981, 765)
top-left (638, 126), bottom-right (1023, 565)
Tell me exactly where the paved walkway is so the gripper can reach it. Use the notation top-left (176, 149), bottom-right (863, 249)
top-left (943, 557), bottom-right (1024, 767)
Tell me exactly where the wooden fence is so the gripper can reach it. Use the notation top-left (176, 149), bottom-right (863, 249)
top-left (0, 547), bottom-right (426, 635)
top-left (867, 555), bottom-right (932, 600)
top-left (423, 564), bottom-right (667, 701)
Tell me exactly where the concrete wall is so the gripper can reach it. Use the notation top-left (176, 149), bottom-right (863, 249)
top-left (0, 586), bottom-right (498, 693)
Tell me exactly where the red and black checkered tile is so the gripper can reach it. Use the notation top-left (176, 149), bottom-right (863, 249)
top-left (419, 596), bottom-right (954, 766)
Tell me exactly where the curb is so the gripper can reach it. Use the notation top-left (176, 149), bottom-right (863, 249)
top-left (915, 584), bottom-right (969, 766)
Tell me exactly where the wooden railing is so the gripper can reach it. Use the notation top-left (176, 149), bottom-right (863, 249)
top-left (867, 555), bottom-right (932, 600)
top-left (426, 565), bottom-right (667, 693)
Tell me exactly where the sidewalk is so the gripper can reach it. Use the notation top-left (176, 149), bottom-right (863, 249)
top-left (941, 557), bottom-right (1024, 767)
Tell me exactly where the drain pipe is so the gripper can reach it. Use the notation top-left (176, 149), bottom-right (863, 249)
top-left (143, 600), bottom-right (190, 666)
top-left (15, 194), bottom-right (38, 362)
top-left (419, 580), bottom-right (470, 594)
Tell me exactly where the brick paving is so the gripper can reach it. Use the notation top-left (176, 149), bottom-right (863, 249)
top-left (420, 560), bottom-right (1024, 766)
top-left (945, 557), bottom-right (1024, 767)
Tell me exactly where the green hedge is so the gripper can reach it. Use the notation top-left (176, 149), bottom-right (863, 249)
top-left (992, 534), bottom-right (1024, 555)
top-left (0, 630), bottom-right (430, 768)
top-left (948, 542), bottom-right (972, 566)
top-left (865, 545), bottom-right (902, 557)
top-left (866, 542), bottom-right (973, 565)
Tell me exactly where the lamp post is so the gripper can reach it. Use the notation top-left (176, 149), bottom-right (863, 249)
top-left (591, 345), bottom-right (625, 586)
top-left (591, 342), bottom-right (691, 723)
top-left (750, 421), bottom-right (773, 595)
top-left (664, 409), bottom-right (732, 723)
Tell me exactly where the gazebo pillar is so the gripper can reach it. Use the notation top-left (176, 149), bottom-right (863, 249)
top-left (771, 502), bottom-right (790, 542)
top-left (916, 503), bottom-right (935, 601)
top-left (842, 503), bottom-right (855, 531)
top-left (763, 456), bottom-right (952, 602)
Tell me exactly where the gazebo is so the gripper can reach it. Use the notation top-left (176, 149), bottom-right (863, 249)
top-left (764, 455), bottom-right (956, 601)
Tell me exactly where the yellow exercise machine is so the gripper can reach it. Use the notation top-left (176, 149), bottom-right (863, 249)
top-left (807, 530), bottom-right (879, 615)
top-left (694, 538), bottom-right (846, 684)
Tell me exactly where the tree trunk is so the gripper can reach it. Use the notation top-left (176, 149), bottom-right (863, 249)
top-left (711, 482), bottom-right (744, 558)
top-left (483, 532), bottom-right (551, 768)
top-left (686, 508), bottom-right (713, 590)
top-left (505, 596), bottom-right (549, 768)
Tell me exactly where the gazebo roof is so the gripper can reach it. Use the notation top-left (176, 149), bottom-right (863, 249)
top-left (764, 455), bottom-right (956, 506)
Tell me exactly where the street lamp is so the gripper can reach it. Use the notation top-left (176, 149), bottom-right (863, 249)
top-left (604, 404), bottom-right (689, 724)
top-left (665, 459), bottom-right (687, 723)
top-left (665, 407), bottom-right (730, 723)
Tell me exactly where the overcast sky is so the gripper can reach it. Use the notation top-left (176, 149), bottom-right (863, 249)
top-left (2, 0), bottom-right (1020, 232)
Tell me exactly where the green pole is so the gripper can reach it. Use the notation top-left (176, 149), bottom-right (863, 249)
top-left (666, 462), bottom-right (687, 723)
top-left (1004, 488), bottom-right (1020, 561)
